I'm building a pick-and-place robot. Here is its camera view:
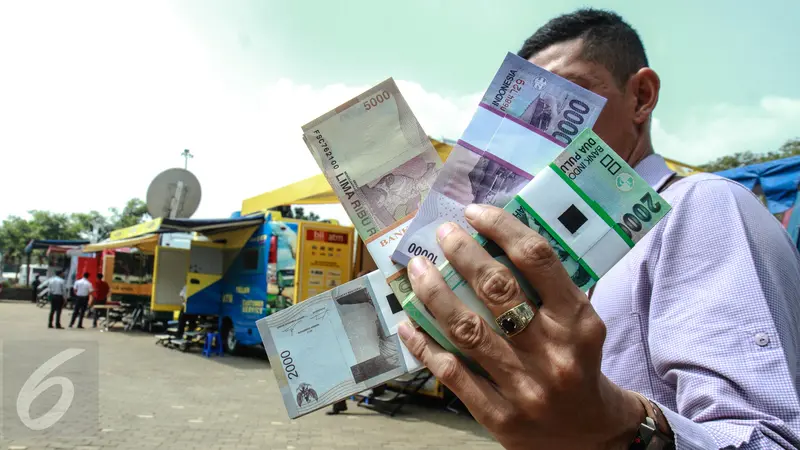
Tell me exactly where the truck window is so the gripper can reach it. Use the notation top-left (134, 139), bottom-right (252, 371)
top-left (242, 248), bottom-right (259, 271)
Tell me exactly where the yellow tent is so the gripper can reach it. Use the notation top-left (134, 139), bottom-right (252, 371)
top-left (242, 138), bottom-right (701, 214)
top-left (82, 234), bottom-right (159, 253)
top-left (664, 157), bottom-right (701, 177)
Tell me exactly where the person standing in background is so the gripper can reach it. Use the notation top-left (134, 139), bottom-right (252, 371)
top-left (31, 274), bottom-right (41, 303)
top-left (48, 271), bottom-right (66, 329)
top-left (90, 273), bottom-right (110, 328)
top-left (70, 272), bottom-right (92, 328)
top-left (176, 285), bottom-right (197, 337)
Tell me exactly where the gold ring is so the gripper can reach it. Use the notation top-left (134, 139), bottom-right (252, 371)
top-left (495, 302), bottom-right (535, 337)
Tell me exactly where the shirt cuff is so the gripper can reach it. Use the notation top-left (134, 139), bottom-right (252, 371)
top-left (654, 401), bottom-right (718, 449)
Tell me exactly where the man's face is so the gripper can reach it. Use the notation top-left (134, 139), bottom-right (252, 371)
top-left (527, 38), bottom-right (639, 163)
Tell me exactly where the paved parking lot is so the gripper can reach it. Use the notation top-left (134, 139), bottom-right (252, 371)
top-left (0, 301), bottom-right (499, 450)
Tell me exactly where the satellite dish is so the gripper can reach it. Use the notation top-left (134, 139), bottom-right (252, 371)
top-left (146, 168), bottom-right (202, 219)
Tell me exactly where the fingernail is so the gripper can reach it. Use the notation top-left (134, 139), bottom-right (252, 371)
top-left (408, 257), bottom-right (428, 279)
top-left (464, 204), bottom-right (483, 220)
top-left (437, 222), bottom-right (455, 242)
top-left (397, 321), bottom-right (415, 340)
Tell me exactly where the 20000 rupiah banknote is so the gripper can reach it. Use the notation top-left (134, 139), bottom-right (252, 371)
top-left (393, 52), bottom-right (607, 267)
top-left (402, 129), bottom-right (672, 354)
top-left (301, 78), bottom-right (460, 355)
top-left (257, 271), bottom-right (421, 419)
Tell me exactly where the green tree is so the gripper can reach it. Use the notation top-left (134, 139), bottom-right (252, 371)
top-left (274, 205), bottom-right (294, 218)
top-left (0, 212), bottom-right (77, 264)
top-left (69, 211), bottom-right (111, 241)
top-left (0, 216), bottom-right (34, 262)
top-left (700, 138), bottom-right (800, 172)
top-left (270, 206), bottom-right (321, 222)
top-left (0, 198), bottom-right (149, 264)
top-left (291, 207), bottom-right (321, 222)
top-left (109, 198), bottom-right (150, 229)
top-left (26, 211), bottom-right (77, 241)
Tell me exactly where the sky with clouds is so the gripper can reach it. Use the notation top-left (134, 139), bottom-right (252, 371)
top-left (1, 0), bottom-right (798, 226)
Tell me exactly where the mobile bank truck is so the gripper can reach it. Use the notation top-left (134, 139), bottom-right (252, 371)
top-left (88, 211), bottom-right (355, 353)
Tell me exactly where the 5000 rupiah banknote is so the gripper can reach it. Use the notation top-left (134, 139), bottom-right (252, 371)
top-left (403, 129), bottom-right (672, 353)
top-left (301, 78), bottom-right (460, 354)
top-left (257, 271), bottom-right (421, 419)
top-left (393, 52), bottom-right (607, 267)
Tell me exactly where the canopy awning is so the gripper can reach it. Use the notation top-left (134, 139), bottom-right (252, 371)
top-left (664, 158), bottom-right (702, 177)
top-left (82, 234), bottom-right (159, 253)
top-left (716, 155), bottom-right (800, 214)
top-left (45, 245), bottom-right (95, 256)
top-left (108, 214), bottom-right (266, 241)
top-left (241, 175), bottom-right (339, 214)
top-left (24, 239), bottom-right (90, 254)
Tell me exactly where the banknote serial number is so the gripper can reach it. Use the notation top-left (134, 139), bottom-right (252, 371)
top-left (552, 99), bottom-right (590, 145)
top-left (498, 78), bottom-right (525, 112)
top-left (363, 91), bottom-right (391, 111)
top-left (312, 130), bottom-right (339, 170)
top-left (616, 192), bottom-right (662, 238)
top-left (280, 350), bottom-right (299, 380)
top-left (406, 243), bottom-right (439, 265)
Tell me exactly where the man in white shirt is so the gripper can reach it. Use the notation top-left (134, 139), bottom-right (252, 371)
top-left (48, 271), bottom-right (66, 329)
top-left (176, 284), bottom-right (197, 337)
top-left (70, 272), bottom-right (93, 329)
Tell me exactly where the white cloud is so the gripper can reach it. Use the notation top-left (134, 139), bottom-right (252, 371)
top-left (0, 1), bottom-right (477, 226)
top-left (652, 97), bottom-right (800, 167)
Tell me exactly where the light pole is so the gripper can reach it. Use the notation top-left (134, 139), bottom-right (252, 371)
top-left (181, 149), bottom-right (194, 170)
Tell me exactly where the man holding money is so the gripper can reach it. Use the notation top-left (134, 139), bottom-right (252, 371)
top-left (397, 9), bottom-right (800, 450)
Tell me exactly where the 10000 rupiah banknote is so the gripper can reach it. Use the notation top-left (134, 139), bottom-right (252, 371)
top-left (257, 271), bottom-right (421, 419)
top-left (301, 78), bottom-right (460, 355)
top-left (393, 52), bottom-right (607, 267)
top-left (403, 129), bottom-right (672, 353)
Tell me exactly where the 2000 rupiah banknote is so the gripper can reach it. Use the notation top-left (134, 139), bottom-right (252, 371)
top-left (301, 78), bottom-right (461, 355)
top-left (257, 271), bottom-right (421, 419)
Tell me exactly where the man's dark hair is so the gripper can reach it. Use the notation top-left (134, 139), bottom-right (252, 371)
top-left (83, 272), bottom-right (90, 279)
top-left (518, 9), bottom-right (649, 87)
top-left (97, 273), bottom-right (103, 280)
top-left (56, 270), bottom-right (63, 277)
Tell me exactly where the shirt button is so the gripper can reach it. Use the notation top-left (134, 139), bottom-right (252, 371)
top-left (755, 333), bottom-right (770, 347)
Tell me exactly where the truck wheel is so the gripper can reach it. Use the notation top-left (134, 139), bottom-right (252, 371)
top-left (222, 320), bottom-right (239, 355)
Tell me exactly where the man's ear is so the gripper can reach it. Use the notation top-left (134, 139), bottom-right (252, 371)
top-left (629, 68), bottom-right (660, 125)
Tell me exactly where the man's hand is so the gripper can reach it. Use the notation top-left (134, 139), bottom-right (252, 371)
top-left (398, 204), bottom-right (646, 450)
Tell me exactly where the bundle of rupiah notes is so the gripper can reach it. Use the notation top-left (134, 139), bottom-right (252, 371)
top-left (257, 52), bottom-right (671, 418)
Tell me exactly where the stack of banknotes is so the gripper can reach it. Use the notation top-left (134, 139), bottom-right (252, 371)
top-left (258, 52), bottom-right (672, 418)
top-left (257, 271), bottom-right (421, 418)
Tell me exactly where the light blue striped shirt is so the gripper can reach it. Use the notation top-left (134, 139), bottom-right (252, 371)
top-left (594, 154), bottom-right (800, 449)
top-left (48, 275), bottom-right (66, 296)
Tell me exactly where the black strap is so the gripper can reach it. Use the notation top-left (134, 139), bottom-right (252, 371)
top-left (656, 172), bottom-right (682, 194)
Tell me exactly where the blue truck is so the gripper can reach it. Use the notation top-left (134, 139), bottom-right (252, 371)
top-left (163, 211), bottom-right (353, 353)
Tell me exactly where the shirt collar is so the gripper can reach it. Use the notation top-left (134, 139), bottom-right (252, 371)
top-left (634, 154), bottom-right (675, 190)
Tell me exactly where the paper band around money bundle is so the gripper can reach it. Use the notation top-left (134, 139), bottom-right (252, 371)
top-left (495, 302), bottom-right (536, 337)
